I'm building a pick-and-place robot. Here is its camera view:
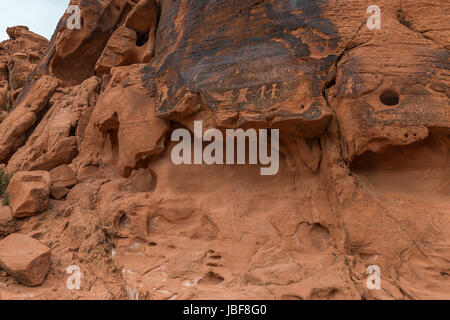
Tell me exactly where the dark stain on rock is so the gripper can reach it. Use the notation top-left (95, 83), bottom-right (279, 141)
top-left (143, 0), bottom-right (340, 127)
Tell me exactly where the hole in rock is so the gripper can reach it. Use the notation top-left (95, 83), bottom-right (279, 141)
top-left (13, 90), bottom-right (22, 102)
top-left (206, 263), bottom-right (218, 267)
top-left (118, 213), bottom-right (131, 231)
top-left (326, 78), bottom-right (336, 89)
top-left (108, 128), bottom-right (119, 163)
top-left (296, 222), bottom-right (330, 252)
top-left (136, 31), bottom-right (149, 47)
top-left (198, 272), bottom-right (224, 286)
top-left (309, 223), bottom-right (330, 250)
top-left (380, 89), bottom-right (400, 106)
top-left (311, 287), bottom-right (342, 300)
top-left (350, 134), bottom-right (450, 199)
top-left (69, 125), bottom-right (77, 137)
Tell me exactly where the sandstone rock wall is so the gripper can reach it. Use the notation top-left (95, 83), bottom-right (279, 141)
top-left (0, 26), bottom-right (49, 115)
top-left (0, 0), bottom-right (448, 300)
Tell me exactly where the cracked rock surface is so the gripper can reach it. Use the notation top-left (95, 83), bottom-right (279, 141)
top-left (0, 0), bottom-right (448, 299)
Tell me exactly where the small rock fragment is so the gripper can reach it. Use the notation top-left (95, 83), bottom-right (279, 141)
top-left (50, 186), bottom-right (69, 200)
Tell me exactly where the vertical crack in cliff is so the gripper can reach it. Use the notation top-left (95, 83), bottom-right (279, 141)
top-left (320, 20), bottom-right (372, 166)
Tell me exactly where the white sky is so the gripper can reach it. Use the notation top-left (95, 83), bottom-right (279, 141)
top-left (0, 0), bottom-right (69, 41)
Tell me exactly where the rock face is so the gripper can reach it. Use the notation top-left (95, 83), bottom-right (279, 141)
top-left (6, 171), bottom-right (51, 218)
top-left (0, 233), bottom-right (50, 286)
top-left (0, 76), bottom-right (60, 163)
top-left (49, 165), bottom-right (77, 199)
top-left (0, 0), bottom-right (448, 299)
top-left (95, 0), bottom-right (158, 74)
top-left (0, 26), bottom-right (49, 113)
top-left (6, 77), bottom-right (98, 172)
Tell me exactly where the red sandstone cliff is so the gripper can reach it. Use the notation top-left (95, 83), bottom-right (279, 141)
top-left (0, 0), bottom-right (448, 300)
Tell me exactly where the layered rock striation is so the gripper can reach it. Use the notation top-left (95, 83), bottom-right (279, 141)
top-left (0, 0), bottom-right (448, 300)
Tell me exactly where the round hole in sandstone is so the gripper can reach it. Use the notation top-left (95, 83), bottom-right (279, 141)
top-left (380, 89), bottom-right (400, 106)
top-left (118, 213), bottom-right (131, 231)
top-left (136, 31), bottom-right (149, 47)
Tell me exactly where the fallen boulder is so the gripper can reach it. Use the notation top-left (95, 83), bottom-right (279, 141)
top-left (6, 171), bottom-right (51, 218)
top-left (0, 233), bottom-right (51, 286)
top-left (49, 165), bottom-right (77, 200)
top-left (49, 165), bottom-right (77, 189)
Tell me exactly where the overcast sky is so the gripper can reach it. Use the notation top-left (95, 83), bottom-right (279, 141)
top-left (0, 0), bottom-right (69, 41)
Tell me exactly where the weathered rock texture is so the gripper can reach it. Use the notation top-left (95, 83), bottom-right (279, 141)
top-left (0, 26), bottom-right (49, 114)
top-left (0, 206), bottom-right (15, 237)
top-left (0, 0), bottom-right (448, 300)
